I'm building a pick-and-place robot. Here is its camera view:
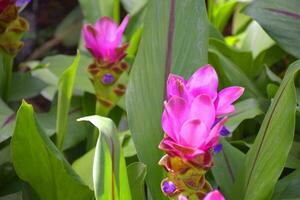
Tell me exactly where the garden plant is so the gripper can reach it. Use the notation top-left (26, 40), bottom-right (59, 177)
top-left (0, 0), bottom-right (300, 199)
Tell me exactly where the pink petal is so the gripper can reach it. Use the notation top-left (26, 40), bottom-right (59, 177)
top-left (162, 97), bottom-right (189, 142)
top-left (186, 65), bottom-right (218, 100)
top-left (95, 17), bottom-right (118, 43)
top-left (204, 190), bottom-right (225, 200)
top-left (115, 15), bottom-right (130, 45)
top-left (166, 74), bottom-right (188, 100)
top-left (178, 194), bottom-right (188, 200)
top-left (204, 117), bottom-right (228, 149)
top-left (189, 95), bottom-right (216, 129)
top-left (82, 25), bottom-right (101, 58)
top-left (179, 119), bottom-right (209, 148)
top-left (215, 86), bottom-right (244, 116)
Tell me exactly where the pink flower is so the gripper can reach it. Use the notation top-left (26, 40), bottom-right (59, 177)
top-left (167, 65), bottom-right (244, 117)
top-left (82, 15), bottom-right (129, 64)
top-left (204, 190), bottom-right (225, 200)
top-left (161, 94), bottom-right (227, 158)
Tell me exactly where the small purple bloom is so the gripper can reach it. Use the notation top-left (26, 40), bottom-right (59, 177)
top-left (162, 181), bottom-right (176, 195)
top-left (214, 118), bottom-right (230, 136)
top-left (220, 126), bottom-right (230, 136)
top-left (214, 144), bottom-right (223, 153)
top-left (101, 73), bottom-right (115, 85)
top-left (16, 0), bottom-right (31, 7)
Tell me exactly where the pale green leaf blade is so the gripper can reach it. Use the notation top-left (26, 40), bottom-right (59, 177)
top-left (231, 61), bottom-right (300, 200)
top-left (127, 162), bottom-right (147, 200)
top-left (212, 139), bottom-right (246, 198)
top-left (11, 102), bottom-right (94, 200)
top-left (244, 0), bottom-right (300, 58)
top-left (78, 116), bottom-right (131, 200)
top-left (56, 52), bottom-right (80, 150)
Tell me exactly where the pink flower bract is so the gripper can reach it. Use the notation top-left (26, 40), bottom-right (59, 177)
top-left (204, 190), bottom-right (225, 200)
top-left (162, 94), bottom-right (227, 156)
top-left (167, 65), bottom-right (244, 117)
top-left (83, 15), bottom-right (129, 63)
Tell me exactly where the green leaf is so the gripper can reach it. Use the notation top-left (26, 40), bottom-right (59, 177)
top-left (56, 52), bottom-right (80, 150)
top-left (0, 98), bottom-right (15, 142)
top-left (212, 0), bottom-right (237, 32)
top-left (35, 54), bottom-right (94, 100)
top-left (226, 98), bottom-right (265, 132)
top-left (127, 162), bottom-right (147, 200)
top-left (208, 41), bottom-right (263, 97)
top-left (272, 169), bottom-right (300, 200)
top-left (7, 72), bottom-right (47, 101)
top-left (212, 139), bottom-right (246, 198)
top-left (244, 0), bottom-right (300, 58)
top-left (11, 102), bottom-right (93, 200)
top-left (78, 116), bottom-right (131, 200)
top-left (79, 0), bottom-right (114, 23)
top-left (72, 148), bottom-right (95, 190)
top-left (240, 21), bottom-right (275, 58)
top-left (126, 0), bottom-right (208, 199)
top-left (231, 60), bottom-right (300, 200)
top-left (121, 0), bottom-right (148, 15)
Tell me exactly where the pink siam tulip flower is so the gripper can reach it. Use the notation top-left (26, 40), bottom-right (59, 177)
top-left (83, 15), bottom-right (129, 64)
top-left (203, 190), bottom-right (225, 200)
top-left (167, 65), bottom-right (244, 117)
top-left (160, 94), bottom-right (227, 160)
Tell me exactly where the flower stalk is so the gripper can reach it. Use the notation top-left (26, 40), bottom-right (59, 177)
top-left (0, 0), bottom-right (29, 100)
top-left (82, 15), bottom-right (130, 147)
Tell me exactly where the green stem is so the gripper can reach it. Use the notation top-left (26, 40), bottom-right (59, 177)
top-left (113, 0), bottom-right (120, 24)
top-left (207, 0), bottom-right (215, 22)
top-left (0, 53), bottom-right (13, 101)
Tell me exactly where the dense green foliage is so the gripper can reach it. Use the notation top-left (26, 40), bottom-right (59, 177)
top-left (0, 0), bottom-right (300, 199)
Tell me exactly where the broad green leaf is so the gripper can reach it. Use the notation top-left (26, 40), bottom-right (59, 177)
top-left (244, 0), bottom-right (300, 58)
top-left (212, 139), bottom-right (246, 198)
top-left (7, 72), bottom-right (47, 101)
top-left (241, 21), bottom-right (275, 58)
top-left (72, 148), bottom-right (95, 190)
top-left (127, 162), bottom-right (147, 200)
top-left (118, 130), bottom-right (137, 157)
top-left (209, 39), bottom-right (255, 78)
top-left (72, 130), bottom-right (136, 189)
top-left (285, 141), bottom-right (300, 169)
top-left (232, 4), bottom-right (251, 34)
top-left (226, 98), bottom-right (265, 132)
top-left (37, 97), bottom-right (89, 150)
top-left (79, 0), bottom-right (114, 23)
top-left (78, 116), bottom-right (131, 200)
top-left (0, 99), bottom-right (15, 142)
top-left (231, 60), bottom-right (300, 200)
top-left (35, 54), bottom-right (94, 99)
top-left (11, 102), bottom-right (93, 200)
top-left (56, 52), bottom-right (80, 150)
top-left (126, 0), bottom-right (208, 199)
top-left (272, 169), bottom-right (300, 200)
top-left (208, 47), bottom-right (263, 98)
top-left (121, 0), bottom-right (148, 16)
top-left (212, 0), bottom-right (237, 32)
